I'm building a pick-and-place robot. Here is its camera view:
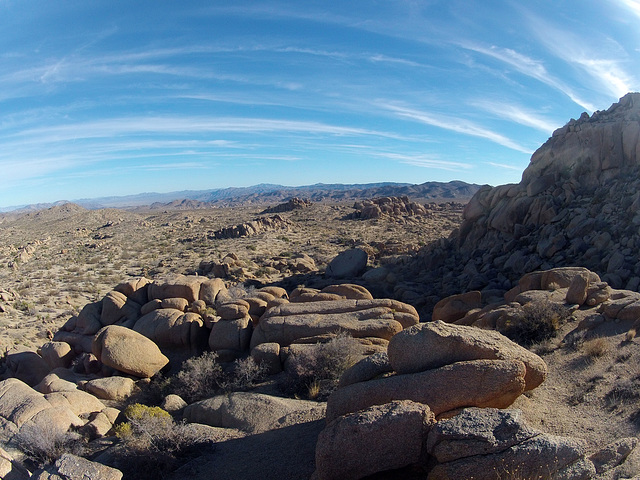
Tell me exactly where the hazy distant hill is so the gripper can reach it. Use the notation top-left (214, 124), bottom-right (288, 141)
top-left (0, 180), bottom-right (482, 213)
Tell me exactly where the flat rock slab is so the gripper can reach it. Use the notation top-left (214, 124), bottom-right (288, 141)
top-left (326, 359), bottom-right (526, 423)
top-left (168, 420), bottom-right (324, 480)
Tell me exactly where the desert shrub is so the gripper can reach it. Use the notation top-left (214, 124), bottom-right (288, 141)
top-left (503, 301), bottom-right (571, 347)
top-left (583, 337), bottom-right (611, 358)
top-left (281, 332), bottom-right (361, 400)
top-left (114, 404), bottom-right (209, 480)
top-left (166, 352), bottom-right (267, 403)
top-left (221, 357), bottom-right (267, 392)
top-left (16, 422), bottom-right (84, 468)
top-left (170, 351), bottom-right (224, 404)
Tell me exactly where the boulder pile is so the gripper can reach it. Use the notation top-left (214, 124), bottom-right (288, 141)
top-left (378, 93), bottom-right (640, 317)
top-left (261, 197), bottom-right (312, 214)
top-left (313, 317), bottom-right (637, 479)
top-left (350, 196), bottom-right (428, 219)
top-left (209, 214), bottom-right (291, 239)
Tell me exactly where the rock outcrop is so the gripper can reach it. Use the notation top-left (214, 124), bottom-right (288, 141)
top-left (382, 93), bottom-right (640, 317)
top-left (261, 197), bottom-right (312, 214)
top-left (209, 215), bottom-right (291, 239)
top-left (350, 196), bottom-right (428, 219)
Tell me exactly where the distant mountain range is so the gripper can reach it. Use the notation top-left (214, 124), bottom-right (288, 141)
top-left (0, 181), bottom-right (482, 213)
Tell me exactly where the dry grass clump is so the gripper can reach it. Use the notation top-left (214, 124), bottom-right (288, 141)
top-left (16, 422), bottom-right (84, 468)
top-left (281, 331), bottom-right (361, 400)
top-left (583, 337), bottom-right (611, 359)
top-left (503, 301), bottom-right (572, 347)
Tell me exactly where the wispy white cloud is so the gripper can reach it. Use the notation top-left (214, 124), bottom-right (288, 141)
top-left (524, 12), bottom-right (636, 100)
top-left (374, 152), bottom-right (473, 171)
top-left (486, 161), bottom-right (523, 171)
top-left (379, 103), bottom-right (533, 153)
top-left (458, 42), bottom-right (596, 111)
top-left (615, 0), bottom-right (640, 18)
top-left (471, 100), bottom-right (559, 133)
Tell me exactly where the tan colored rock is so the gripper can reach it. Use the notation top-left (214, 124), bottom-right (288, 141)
top-left (326, 359), bottom-right (526, 422)
top-left (114, 277), bottom-right (150, 305)
top-left (566, 271), bottom-right (590, 305)
top-left (75, 301), bottom-right (103, 335)
top-left (47, 453), bottom-right (123, 480)
top-left (251, 342), bottom-right (282, 375)
top-left (199, 277), bottom-right (227, 305)
top-left (313, 401), bottom-right (435, 480)
top-left (258, 286), bottom-right (288, 298)
top-left (387, 321), bottom-right (547, 391)
top-left (38, 341), bottom-right (74, 370)
top-left (321, 284), bottom-right (374, 300)
top-left (84, 377), bottom-right (136, 401)
top-left (216, 300), bottom-right (250, 320)
top-left (183, 392), bottom-right (325, 434)
top-left (252, 299), bottom-right (418, 349)
top-left (160, 297), bottom-right (189, 311)
top-left (326, 248), bottom-right (368, 278)
top-left (161, 394), bottom-right (187, 413)
top-left (433, 291), bottom-right (482, 323)
top-left (140, 298), bottom-right (162, 316)
top-left (100, 290), bottom-right (141, 328)
top-left (36, 373), bottom-right (78, 394)
top-left (148, 274), bottom-right (202, 303)
top-left (44, 390), bottom-right (106, 417)
top-left (3, 347), bottom-right (50, 387)
top-left (80, 411), bottom-right (114, 439)
top-left (209, 316), bottom-right (252, 353)
top-left (0, 378), bottom-right (52, 427)
top-left (93, 325), bottom-right (169, 378)
top-left (189, 299), bottom-right (207, 314)
top-left (338, 352), bottom-right (393, 388)
top-left (134, 309), bottom-right (208, 352)
top-left (541, 267), bottom-right (600, 290)
top-left (426, 407), bottom-right (596, 480)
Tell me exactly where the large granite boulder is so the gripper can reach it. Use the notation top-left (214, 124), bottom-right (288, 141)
top-left (313, 400), bottom-right (435, 480)
top-left (387, 321), bottom-right (547, 391)
top-left (93, 325), bottom-right (168, 378)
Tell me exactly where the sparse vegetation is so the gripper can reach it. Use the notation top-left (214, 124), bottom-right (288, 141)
top-left (502, 301), bottom-right (572, 347)
top-left (583, 337), bottom-right (611, 359)
top-left (170, 351), bottom-right (224, 404)
top-left (280, 332), bottom-right (361, 400)
top-left (113, 403), bottom-right (209, 480)
top-left (16, 422), bottom-right (84, 468)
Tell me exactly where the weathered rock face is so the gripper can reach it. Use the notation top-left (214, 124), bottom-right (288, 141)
top-left (261, 197), bottom-right (312, 214)
top-left (425, 408), bottom-right (596, 480)
top-left (387, 321), bottom-right (547, 391)
top-left (350, 196), bottom-right (428, 219)
top-left (313, 401), bottom-right (435, 480)
top-left (250, 298), bottom-right (419, 349)
top-left (182, 392), bottom-right (326, 434)
top-left (385, 93), bottom-right (640, 317)
top-left (210, 214), bottom-right (291, 239)
top-left (92, 326), bottom-right (169, 378)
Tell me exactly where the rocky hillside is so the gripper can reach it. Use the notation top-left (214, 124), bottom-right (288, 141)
top-left (385, 93), bottom-right (640, 317)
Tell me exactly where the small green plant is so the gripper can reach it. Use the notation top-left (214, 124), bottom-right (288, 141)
top-left (114, 404), bottom-right (208, 480)
top-left (12, 300), bottom-right (33, 313)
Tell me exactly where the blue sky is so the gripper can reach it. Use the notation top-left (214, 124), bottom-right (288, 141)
top-left (0, 0), bottom-right (639, 208)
